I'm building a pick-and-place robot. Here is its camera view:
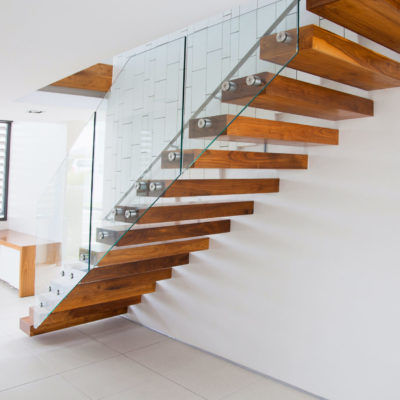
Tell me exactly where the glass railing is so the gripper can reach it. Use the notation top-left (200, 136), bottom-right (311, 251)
top-left (32, 0), bottom-right (299, 328)
top-left (33, 116), bottom-right (95, 327)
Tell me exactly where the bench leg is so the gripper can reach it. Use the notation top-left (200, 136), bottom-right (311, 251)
top-left (19, 246), bottom-right (36, 297)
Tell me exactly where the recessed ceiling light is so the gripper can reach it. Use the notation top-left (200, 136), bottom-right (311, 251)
top-left (27, 110), bottom-right (44, 114)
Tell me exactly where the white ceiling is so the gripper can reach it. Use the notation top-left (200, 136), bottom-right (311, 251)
top-left (0, 0), bottom-right (242, 123)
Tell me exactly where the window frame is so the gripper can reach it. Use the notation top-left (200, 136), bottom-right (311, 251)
top-left (0, 120), bottom-right (12, 221)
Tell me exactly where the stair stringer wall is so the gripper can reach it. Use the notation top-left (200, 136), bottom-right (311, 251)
top-left (126, 87), bottom-right (400, 400)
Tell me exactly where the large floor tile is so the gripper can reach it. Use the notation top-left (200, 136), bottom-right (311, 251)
top-left (0, 375), bottom-right (90, 400)
top-left (126, 339), bottom-right (204, 374)
top-left (221, 377), bottom-right (321, 400)
top-left (36, 339), bottom-right (120, 374)
top-left (61, 355), bottom-right (158, 399)
top-left (95, 324), bottom-right (167, 353)
top-left (128, 340), bottom-right (260, 400)
top-left (102, 373), bottom-right (204, 400)
top-left (0, 353), bottom-right (56, 391)
top-left (19, 327), bottom-right (92, 356)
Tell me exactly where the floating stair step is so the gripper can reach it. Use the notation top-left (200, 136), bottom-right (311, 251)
top-left (97, 220), bottom-right (230, 246)
top-left (221, 72), bottom-right (373, 120)
top-left (307, 0), bottom-right (400, 54)
top-left (86, 237), bottom-right (210, 266)
top-left (114, 200), bottom-right (254, 224)
top-left (261, 24), bottom-right (400, 90)
top-left (136, 178), bottom-right (280, 198)
top-left (54, 269), bottom-right (173, 312)
top-left (20, 296), bottom-right (142, 336)
top-left (162, 149), bottom-right (308, 169)
top-left (189, 115), bottom-right (338, 145)
top-left (81, 254), bottom-right (190, 283)
top-left (21, 252), bottom-right (197, 336)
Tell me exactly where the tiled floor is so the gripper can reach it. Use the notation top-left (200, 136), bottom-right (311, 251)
top-left (0, 280), bottom-right (320, 400)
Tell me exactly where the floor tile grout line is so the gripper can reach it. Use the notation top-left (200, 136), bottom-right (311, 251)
top-left (122, 315), bottom-right (326, 400)
top-left (120, 353), bottom-right (208, 400)
top-left (76, 319), bottom-right (170, 356)
top-left (58, 372), bottom-right (95, 399)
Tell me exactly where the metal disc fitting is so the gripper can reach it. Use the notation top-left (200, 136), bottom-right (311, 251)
top-left (125, 209), bottom-right (138, 219)
top-left (246, 75), bottom-right (263, 86)
top-left (198, 118), bottom-right (212, 129)
top-left (97, 231), bottom-right (109, 240)
top-left (168, 152), bottom-right (180, 162)
top-left (135, 181), bottom-right (147, 191)
top-left (276, 31), bottom-right (291, 43)
top-left (149, 182), bottom-right (163, 191)
top-left (112, 207), bottom-right (123, 217)
top-left (221, 80), bottom-right (237, 92)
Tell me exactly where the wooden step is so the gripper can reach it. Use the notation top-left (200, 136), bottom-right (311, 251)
top-left (136, 179), bottom-right (280, 198)
top-left (162, 149), bottom-right (308, 170)
top-left (20, 252), bottom-right (197, 336)
top-left (114, 201), bottom-right (254, 224)
top-left (221, 72), bottom-right (373, 120)
top-left (55, 269), bottom-right (173, 312)
top-left (260, 24), bottom-right (400, 90)
top-left (51, 63), bottom-right (113, 92)
top-left (97, 220), bottom-right (230, 246)
top-left (90, 237), bottom-right (209, 266)
top-left (189, 115), bottom-right (339, 145)
top-left (307, 0), bottom-right (400, 54)
top-left (81, 254), bottom-right (190, 283)
top-left (20, 297), bottom-right (142, 336)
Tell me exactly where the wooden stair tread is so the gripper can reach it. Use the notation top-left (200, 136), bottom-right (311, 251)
top-left (20, 252), bottom-right (196, 335)
top-left (114, 200), bottom-right (254, 224)
top-left (81, 254), bottom-right (190, 283)
top-left (51, 63), bottom-right (113, 92)
top-left (307, 0), bottom-right (400, 54)
top-left (97, 220), bottom-right (231, 246)
top-left (20, 297), bottom-right (141, 336)
top-left (54, 269), bottom-right (172, 312)
top-left (136, 179), bottom-right (280, 197)
top-left (189, 114), bottom-right (339, 145)
top-left (261, 24), bottom-right (400, 91)
top-left (162, 149), bottom-right (308, 169)
top-left (84, 237), bottom-right (209, 266)
top-left (221, 72), bottom-right (374, 120)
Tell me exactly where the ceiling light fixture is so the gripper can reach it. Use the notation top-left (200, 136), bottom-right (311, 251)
top-left (27, 110), bottom-right (44, 114)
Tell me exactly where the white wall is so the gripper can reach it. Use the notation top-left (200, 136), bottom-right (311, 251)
top-left (7, 122), bottom-right (67, 236)
top-left (127, 86), bottom-right (400, 400)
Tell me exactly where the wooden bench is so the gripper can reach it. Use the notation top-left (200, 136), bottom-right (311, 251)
top-left (0, 230), bottom-right (60, 297)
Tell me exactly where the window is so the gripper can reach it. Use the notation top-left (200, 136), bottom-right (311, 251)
top-left (0, 121), bottom-right (11, 220)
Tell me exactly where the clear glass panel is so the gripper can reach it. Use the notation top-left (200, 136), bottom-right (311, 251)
top-left (90, 1), bottom-right (299, 269)
top-left (88, 37), bottom-right (186, 266)
top-left (181, 0), bottom-right (300, 170)
top-left (33, 116), bottom-right (95, 327)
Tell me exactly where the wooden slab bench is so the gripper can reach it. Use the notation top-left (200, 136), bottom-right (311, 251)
top-left (0, 230), bottom-right (60, 297)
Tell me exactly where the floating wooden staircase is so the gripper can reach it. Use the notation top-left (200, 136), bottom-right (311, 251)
top-left (114, 201), bottom-right (255, 224)
top-left (135, 178), bottom-right (279, 197)
top-left (21, 254), bottom-right (189, 336)
top-left (84, 237), bottom-right (209, 266)
top-left (221, 72), bottom-right (373, 120)
top-left (189, 115), bottom-right (339, 145)
top-left (22, 0), bottom-right (400, 336)
top-left (307, 0), bottom-right (400, 54)
top-left (97, 220), bottom-right (231, 246)
top-left (162, 149), bottom-right (308, 169)
top-left (261, 24), bottom-right (400, 90)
